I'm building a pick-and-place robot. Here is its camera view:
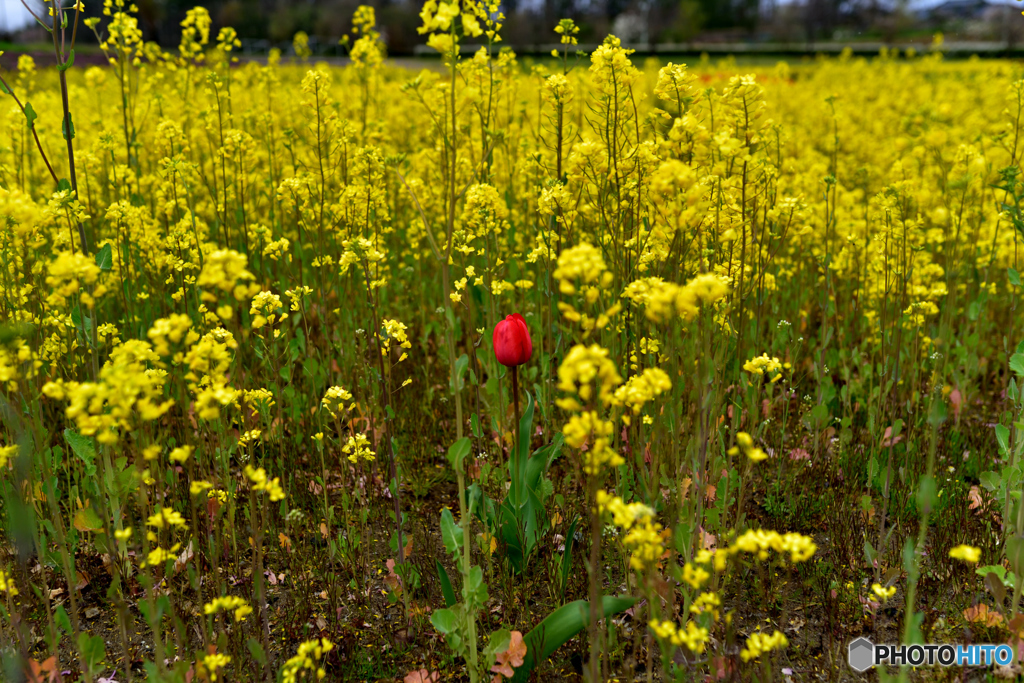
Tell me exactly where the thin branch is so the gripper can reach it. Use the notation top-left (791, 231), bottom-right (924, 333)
top-left (0, 74), bottom-right (60, 185)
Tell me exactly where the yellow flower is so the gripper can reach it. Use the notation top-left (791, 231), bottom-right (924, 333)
top-left (871, 583), bottom-right (896, 601)
top-left (949, 544), bottom-right (981, 563)
top-left (741, 630), bottom-right (788, 662)
top-left (204, 595), bottom-right (252, 622)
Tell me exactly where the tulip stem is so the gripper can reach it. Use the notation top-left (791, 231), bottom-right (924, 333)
top-left (511, 365), bottom-right (520, 495)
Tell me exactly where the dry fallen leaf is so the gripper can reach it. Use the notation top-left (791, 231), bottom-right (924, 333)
top-left (491, 630), bottom-right (527, 680)
top-left (964, 603), bottom-right (1003, 628)
top-left (404, 669), bottom-right (439, 683)
top-left (24, 656), bottom-right (59, 683)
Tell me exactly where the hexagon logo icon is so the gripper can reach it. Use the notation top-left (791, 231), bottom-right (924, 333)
top-left (848, 637), bottom-right (874, 672)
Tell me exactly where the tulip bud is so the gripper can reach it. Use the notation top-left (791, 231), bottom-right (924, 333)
top-left (493, 313), bottom-right (533, 368)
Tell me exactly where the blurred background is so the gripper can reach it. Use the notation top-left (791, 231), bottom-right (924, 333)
top-left (1, 0), bottom-right (1022, 56)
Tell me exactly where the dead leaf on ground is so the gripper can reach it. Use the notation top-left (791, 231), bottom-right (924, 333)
top-left (24, 656), bottom-right (59, 683)
top-left (491, 630), bottom-right (527, 680)
top-left (404, 670), bottom-right (439, 683)
top-left (964, 603), bottom-right (1003, 628)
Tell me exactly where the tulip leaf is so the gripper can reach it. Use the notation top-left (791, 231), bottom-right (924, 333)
top-left (436, 559), bottom-right (456, 608)
top-left (560, 515), bottom-right (579, 597)
top-left (510, 596), bottom-right (636, 682)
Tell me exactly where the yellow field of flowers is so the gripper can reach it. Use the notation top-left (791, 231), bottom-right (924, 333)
top-left (1, 0), bottom-right (1023, 680)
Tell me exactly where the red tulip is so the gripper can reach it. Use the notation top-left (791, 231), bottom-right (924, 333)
top-left (493, 313), bottom-right (533, 367)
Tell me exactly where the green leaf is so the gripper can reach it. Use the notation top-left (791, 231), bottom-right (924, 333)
top-left (927, 396), bottom-right (947, 427)
top-left (70, 305), bottom-right (93, 341)
top-left (527, 432), bottom-right (563, 494)
top-left (57, 178), bottom-right (72, 193)
top-left (95, 243), bottom-right (112, 271)
top-left (73, 506), bottom-right (103, 533)
top-left (435, 559), bottom-right (456, 608)
top-left (483, 629), bottom-right (512, 659)
top-left (464, 565), bottom-right (487, 609)
top-left (471, 413), bottom-right (482, 439)
top-left (560, 516), bottom-right (579, 597)
top-left (916, 475), bottom-right (936, 515)
top-left (64, 428), bottom-right (96, 477)
top-left (62, 112), bottom-right (75, 141)
top-left (440, 508), bottom-right (462, 556)
top-left (977, 564), bottom-right (1009, 583)
top-left (58, 49), bottom-right (76, 72)
top-left (980, 471), bottom-right (1001, 491)
top-left (863, 541), bottom-right (877, 567)
top-left (510, 391), bottom-right (535, 508)
top-left (1011, 353), bottom-right (1024, 378)
top-left (246, 637), bottom-right (268, 667)
top-left (997, 424), bottom-right (1011, 456)
top-left (0, 81), bottom-right (9, 94)
top-left (55, 605), bottom-right (72, 636)
top-left (24, 102), bottom-right (37, 131)
top-left (511, 596), bottom-right (636, 683)
top-left (452, 353), bottom-right (468, 393)
top-left (77, 632), bottom-right (105, 675)
top-left (1011, 268), bottom-right (1022, 287)
top-left (431, 607), bottom-right (457, 634)
top-left (446, 437), bottom-right (472, 473)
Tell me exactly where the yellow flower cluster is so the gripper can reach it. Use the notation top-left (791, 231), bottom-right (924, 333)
top-left (681, 529), bottom-right (817, 590)
top-left (250, 291), bottom-right (285, 331)
top-left (147, 507), bottom-right (187, 531)
top-left (203, 595), bottom-right (252, 622)
top-left (729, 432), bottom-right (769, 463)
top-left (612, 368), bottom-right (672, 417)
top-left (556, 344), bottom-right (623, 410)
top-left (949, 544), bottom-right (981, 563)
top-left (731, 529), bottom-right (817, 563)
top-left (321, 386), bottom-right (354, 418)
top-left (740, 630), bottom-right (789, 662)
top-left (281, 638), bottom-right (334, 683)
top-left (342, 433), bottom-right (376, 464)
top-left (244, 388), bottom-right (275, 416)
top-left (871, 583), bottom-right (897, 602)
top-left (202, 653), bottom-right (231, 682)
top-left (648, 618), bottom-right (709, 654)
top-left (168, 445), bottom-right (192, 463)
top-left (46, 251), bottom-right (104, 308)
top-left (553, 242), bottom-right (609, 294)
top-left (623, 273), bottom-right (729, 323)
top-left (197, 249), bottom-right (256, 301)
top-left (244, 465), bottom-right (285, 502)
top-left (564, 412), bottom-right (620, 474)
top-left (380, 319), bottom-right (412, 361)
top-left (596, 490), bottom-right (665, 570)
top-left (742, 354), bottom-right (783, 383)
top-left (0, 445), bottom-right (18, 469)
top-left (0, 569), bottom-right (18, 596)
top-left (44, 340), bottom-right (173, 444)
